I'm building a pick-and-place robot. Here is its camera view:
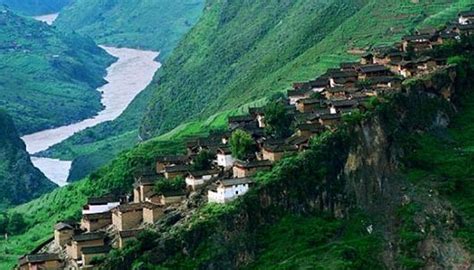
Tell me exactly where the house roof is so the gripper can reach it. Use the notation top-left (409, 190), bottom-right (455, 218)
top-left (263, 143), bottom-right (299, 153)
top-left (369, 76), bottom-right (402, 84)
top-left (217, 178), bottom-right (254, 187)
top-left (54, 221), bottom-right (76, 231)
top-left (113, 203), bottom-right (145, 213)
top-left (87, 195), bottom-right (120, 205)
top-left (328, 70), bottom-right (358, 78)
top-left (286, 133), bottom-right (313, 146)
top-left (459, 11), bottom-right (474, 17)
top-left (159, 190), bottom-right (187, 197)
top-left (234, 160), bottom-right (273, 169)
top-left (296, 123), bottom-right (325, 133)
top-left (119, 229), bottom-right (143, 238)
top-left (287, 89), bottom-right (310, 97)
top-left (297, 98), bottom-right (322, 105)
top-left (19, 253), bottom-right (60, 265)
top-left (82, 212), bottom-right (112, 221)
top-left (81, 245), bottom-right (111, 255)
top-left (340, 62), bottom-right (361, 70)
top-left (320, 113), bottom-right (342, 120)
top-left (134, 174), bottom-right (159, 186)
top-left (72, 232), bottom-right (105, 242)
top-left (358, 64), bottom-right (389, 74)
top-left (402, 34), bottom-right (433, 41)
top-left (156, 155), bottom-right (189, 163)
top-left (141, 202), bottom-right (162, 210)
top-left (187, 169), bottom-right (220, 178)
top-left (164, 164), bottom-right (193, 173)
top-left (330, 99), bottom-right (359, 108)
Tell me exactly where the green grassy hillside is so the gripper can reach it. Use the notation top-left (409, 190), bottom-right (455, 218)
top-left (0, 110), bottom-right (55, 209)
top-left (0, 0), bottom-right (71, 15)
top-left (42, 0), bottom-right (473, 183)
top-left (54, 0), bottom-right (205, 57)
top-left (0, 7), bottom-right (115, 135)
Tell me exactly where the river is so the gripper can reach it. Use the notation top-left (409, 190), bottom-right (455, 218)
top-left (33, 13), bottom-right (59, 25)
top-left (21, 47), bottom-right (161, 186)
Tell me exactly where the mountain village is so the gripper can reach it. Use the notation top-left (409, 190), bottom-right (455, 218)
top-left (17, 11), bottom-right (474, 270)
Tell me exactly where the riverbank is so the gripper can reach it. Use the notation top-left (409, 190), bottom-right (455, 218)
top-left (21, 47), bottom-right (161, 186)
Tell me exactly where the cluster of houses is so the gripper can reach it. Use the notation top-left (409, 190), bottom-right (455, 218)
top-left (17, 10), bottom-right (474, 270)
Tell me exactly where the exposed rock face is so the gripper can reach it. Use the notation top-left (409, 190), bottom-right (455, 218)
top-left (104, 67), bottom-right (471, 269)
top-left (0, 111), bottom-right (56, 206)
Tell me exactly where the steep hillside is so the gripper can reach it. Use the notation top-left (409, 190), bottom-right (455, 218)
top-left (0, 7), bottom-right (115, 134)
top-left (41, 0), bottom-right (473, 190)
top-left (54, 0), bottom-right (205, 57)
top-left (139, 0), bottom-right (473, 139)
top-left (0, 110), bottom-right (55, 209)
top-left (0, 0), bottom-right (71, 15)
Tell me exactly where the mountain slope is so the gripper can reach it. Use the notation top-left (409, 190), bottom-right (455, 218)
top-left (54, 0), bottom-right (205, 57)
top-left (0, 110), bottom-right (55, 208)
top-left (41, 0), bottom-right (473, 184)
top-left (0, 7), bottom-right (115, 134)
top-left (139, 0), bottom-right (473, 139)
top-left (0, 0), bottom-right (71, 15)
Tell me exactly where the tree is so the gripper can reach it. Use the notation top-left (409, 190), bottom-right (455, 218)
top-left (0, 212), bottom-right (8, 235)
top-left (154, 177), bottom-right (186, 194)
top-left (263, 101), bottom-right (293, 139)
top-left (7, 212), bottom-right (27, 235)
top-left (229, 129), bottom-right (255, 160)
top-left (192, 150), bottom-right (215, 170)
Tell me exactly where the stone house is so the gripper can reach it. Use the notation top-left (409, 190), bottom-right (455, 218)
top-left (208, 178), bottom-right (254, 204)
top-left (401, 34), bottom-right (435, 52)
top-left (215, 147), bottom-right (235, 170)
top-left (328, 99), bottom-right (359, 114)
top-left (233, 160), bottom-right (273, 178)
top-left (142, 202), bottom-right (164, 225)
top-left (133, 174), bottom-right (157, 203)
top-left (66, 232), bottom-right (105, 260)
top-left (54, 221), bottom-right (78, 247)
top-left (228, 115), bottom-right (256, 130)
top-left (295, 123), bottom-right (324, 137)
top-left (111, 203), bottom-right (144, 232)
top-left (296, 98), bottom-right (323, 113)
top-left (319, 113), bottom-right (342, 127)
top-left (82, 195), bottom-right (122, 215)
top-left (185, 169), bottom-right (220, 190)
top-left (18, 253), bottom-right (62, 270)
top-left (148, 191), bottom-right (187, 206)
top-left (261, 143), bottom-right (298, 162)
top-left (459, 11), bottom-right (474, 25)
top-left (357, 64), bottom-right (392, 80)
top-left (287, 89), bottom-right (311, 105)
top-left (117, 229), bottom-right (142, 249)
top-left (163, 164), bottom-right (193, 179)
top-left (155, 155), bottom-right (189, 173)
top-left (80, 212), bottom-right (112, 232)
top-left (81, 245), bottom-right (111, 267)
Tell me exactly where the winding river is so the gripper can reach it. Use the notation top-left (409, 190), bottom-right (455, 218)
top-left (21, 47), bottom-right (161, 186)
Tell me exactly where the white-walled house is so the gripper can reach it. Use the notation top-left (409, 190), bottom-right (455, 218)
top-left (216, 147), bottom-right (235, 169)
top-left (208, 178), bottom-right (254, 204)
top-left (185, 169), bottom-right (220, 190)
top-left (82, 196), bottom-right (121, 215)
top-left (459, 11), bottom-right (474, 25)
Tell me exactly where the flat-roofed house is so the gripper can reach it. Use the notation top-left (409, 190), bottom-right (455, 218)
top-left (287, 89), bottom-right (311, 105)
top-left (216, 147), bottom-right (235, 170)
top-left (296, 98), bottom-right (323, 113)
top-left (66, 232), bottom-right (105, 260)
top-left (148, 190), bottom-right (187, 206)
top-left (208, 178), bottom-right (254, 204)
top-left (80, 212), bottom-right (112, 232)
top-left (185, 169), bottom-right (220, 190)
top-left (459, 11), bottom-right (474, 25)
top-left (357, 65), bottom-right (392, 80)
top-left (142, 202), bottom-right (164, 225)
top-left (81, 245), bottom-right (111, 267)
top-left (155, 155), bottom-right (189, 173)
top-left (54, 221), bottom-right (78, 247)
top-left (82, 195), bottom-right (121, 215)
top-left (233, 160), bottom-right (272, 178)
top-left (133, 174), bottom-right (158, 203)
top-left (261, 143), bottom-right (298, 162)
top-left (111, 203), bottom-right (144, 232)
top-left (117, 229), bottom-right (142, 249)
top-left (18, 253), bottom-right (62, 270)
top-left (163, 164), bottom-right (193, 179)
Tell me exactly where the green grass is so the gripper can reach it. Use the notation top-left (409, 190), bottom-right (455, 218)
top-left (0, 0), bottom-right (71, 15)
top-left (55, 0), bottom-right (205, 57)
top-left (245, 214), bottom-right (383, 270)
top-left (0, 7), bottom-right (114, 134)
top-left (404, 90), bottom-right (474, 252)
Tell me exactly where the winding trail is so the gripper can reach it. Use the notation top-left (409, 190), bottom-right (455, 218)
top-left (21, 47), bottom-right (161, 186)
